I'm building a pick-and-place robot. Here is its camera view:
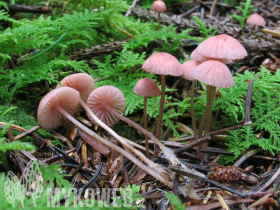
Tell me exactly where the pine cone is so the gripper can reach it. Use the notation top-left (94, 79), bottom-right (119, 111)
top-left (208, 166), bottom-right (243, 184)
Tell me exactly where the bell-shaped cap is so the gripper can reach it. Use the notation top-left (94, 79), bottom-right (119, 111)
top-left (181, 60), bottom-right (201, 81)
top-left (194, 34), bottom-right (248, 60)
top-left (151, 0), bottom-right (167, 13)
top-left (192, 60), bottom-right (235, 88)
top-left (246, 14), bottom-right (266, 26)
top-left (190, 50), bottom-right (232, 64)
top-left (37, 87), bottom-right (80, 129)
top-left (134, 78), bottom-right (161, 97)
top-left (142, 52), bottom-right (183, 76)
top-left (56, 73), bottom-right (95, 102)
top-left (87, 86), bottom-right (126, 126)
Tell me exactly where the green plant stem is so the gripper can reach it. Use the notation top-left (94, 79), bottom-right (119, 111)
top-left (191, 80), bottom-right (197, 139)
top-left (155, 74), bottom-right (165, 157)
top-left (56, 105), bottom-right (173, 188)
top-left (143, 96), bottom-right (150, 158)
top-left (24, 30), bottom-right (70, 61)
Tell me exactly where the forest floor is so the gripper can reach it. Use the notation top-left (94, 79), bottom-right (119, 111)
top-left (1, 0), bottom-right (280, 209)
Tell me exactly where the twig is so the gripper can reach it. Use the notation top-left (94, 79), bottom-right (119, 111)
top-left (234, 148), bottom-right (264, 167)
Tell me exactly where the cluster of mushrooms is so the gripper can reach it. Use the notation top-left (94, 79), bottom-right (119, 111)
top-left (37, 33), bottom-right (247, 190)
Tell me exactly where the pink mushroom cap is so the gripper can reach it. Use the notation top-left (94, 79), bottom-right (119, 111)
top-left (151, 0), bottom-right (167, 13)
top-left (142, 52), bottom-right (183, 76)
top-left (181, 60), bottom-right (201, 81)
top-left (56, 73), bottom-right (95, 102)
top-left (134, 78), bottom-right (161, 97)
top-left (190, 50), bottom-right (232, 64)
top-left (194, 34), bottom-right (248, 60)
top-left (246, 13), bottom-right (266, 26)
top-left (87, 86), bottom-right (126, 126)
top-left (192, 60), bottom-right (235, 88)
top-left (37, 87), bottom-right (80, 129)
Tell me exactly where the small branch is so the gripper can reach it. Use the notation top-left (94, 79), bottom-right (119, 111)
top-left (8, 3), bottom-right (52, 13)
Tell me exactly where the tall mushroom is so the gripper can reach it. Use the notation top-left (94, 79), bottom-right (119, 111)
top-left (134, 78), bottom-right (161, 158)
top-left (142, 52), bottom-right (183, 156)
top-left (56, 73), bottom-right (167, 177)
top-left (180, 60), bottom-right (201, 139)
top-left (192, 61), bottom-right (235, 160)
top-left (191, 34), bottom-right (247, 136)
top-left (192, 61), bottom-right (235, 138)
top-left (37, 87), bottom-right (172, 188)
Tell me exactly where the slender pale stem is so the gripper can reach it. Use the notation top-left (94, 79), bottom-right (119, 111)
top-left (191, 80), bottom-right (197, 139)
top-left (144, 97), bottom-right (150, 158)
top-left (204, 86), bottom-right (216, 135)
top-left (79, 99), bottom-right (164, 176)
top-left (104, 104), bottom-right (182, 166)
top-left (155, 74), bottom-right (165, 157)
top-left (56, 105), bottom-right (173, 188)
top-left (158, 12), bottom-right (161, 30)
top-left (197, 86), bottom-right (212, 138)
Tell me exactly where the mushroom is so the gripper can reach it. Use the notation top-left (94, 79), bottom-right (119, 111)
top-left (192, 61), bottom-right (234, 160)
top-left (151, 0), bottom-right (167, 30)
top-left (37, 87), bottom-right (172, 188)
top-left (87, 85), bottom-right (184, 166)
top-left (180, 60), bottom-right (202, 139)
top-left (57, 73), bottom-right (166, 177)
top-left (190, 50), bottom-right (232, 64)
top-left (134, 78), bottom-right (161, 158)
top-left (142, 52), bottom-right (183, 156)
top-left (246, 13), bottom-right (280, 37)
top-left (246, 13), bottom-right (266, 29)
top-left (192, 61), bottom-right (235, 138)
top-left (56, 73), bottom-right (95, 102)
top-left (193, 34), bottom-right (248, 61)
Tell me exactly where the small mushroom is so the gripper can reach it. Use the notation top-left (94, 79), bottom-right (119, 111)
top-left (87, 85), bottom-right (183, 166)
top-left (151, 0), bottom-right (167, 30)
top-left (181, 60), bottom-right (202, 139)
top-left (142, 52), bottom-right (183, 156)
top-left (134, 78), bottom-right (161, 158)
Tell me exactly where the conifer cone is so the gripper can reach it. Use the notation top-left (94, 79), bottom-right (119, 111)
top-left (208, 166), bottom-right (243, 184)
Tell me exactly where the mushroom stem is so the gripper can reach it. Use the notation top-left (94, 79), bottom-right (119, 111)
top-left (204, 86), bottom-right (216, 135)
top-left (196, 86), bottom-right (216, 160)
top-left (197, 86), bottom-right (215, 138)
top-left (79, 99), bottom-right (165, 176)
top-left (104, 103), bottom-right (182, 166)
top-left (155, 74), bottom-right (165, 156)
top-left (55, 105), bottom-right (173, 188)
top-left (158, 12), bottom-right (161, 30)
top-left (144, 96), bottom-right (150, 158)
top-left (191, 80), bottom-right (197, 139)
